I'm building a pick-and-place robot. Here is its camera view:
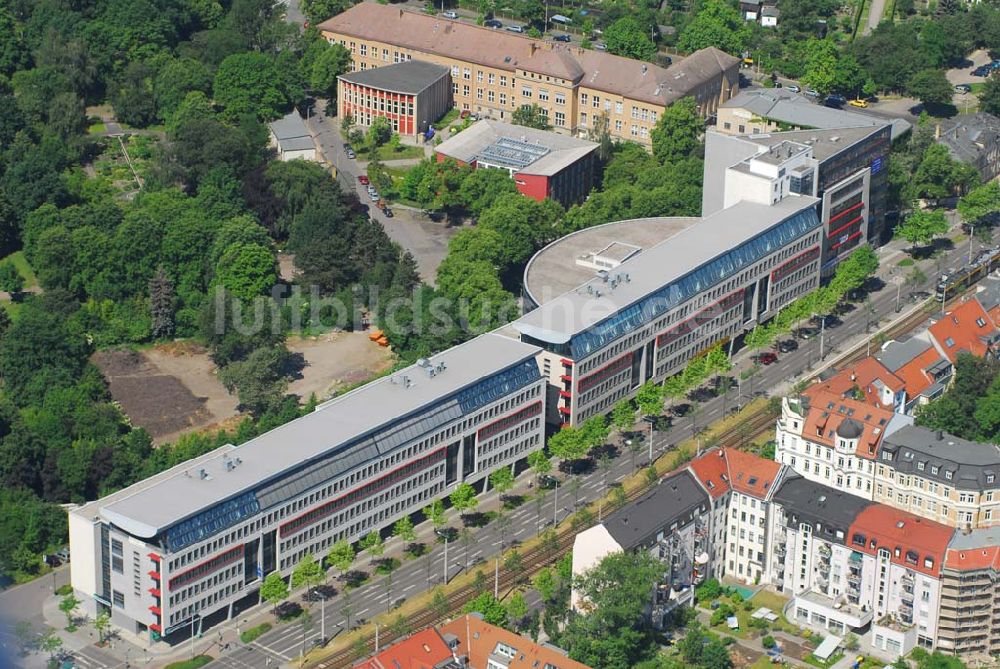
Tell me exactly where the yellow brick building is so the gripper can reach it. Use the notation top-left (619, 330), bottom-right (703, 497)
top-left (318, 3), bottom-right (740, 147)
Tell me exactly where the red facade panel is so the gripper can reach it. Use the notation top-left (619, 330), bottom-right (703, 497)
top-left (513, 172), bottom-right (549, 202)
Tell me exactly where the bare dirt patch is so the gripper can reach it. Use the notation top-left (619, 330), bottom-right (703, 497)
top-left (93, 345), bottom-right (235, 443)
top-left (95, 334), bottom-right (394, 444)
top-left (286, 331), bottom-right (395, 401)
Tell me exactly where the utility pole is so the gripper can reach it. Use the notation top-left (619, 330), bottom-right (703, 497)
top-left (970, 225), bottom-right (976, 263)
top-left (553, 479), bottom-right (560, 526)
top-left (435, 529), bottom-right (449, 584)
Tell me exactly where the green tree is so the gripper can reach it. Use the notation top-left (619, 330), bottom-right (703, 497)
top-left (423, 499), bottom-right (447, 529)
top-left (635, 380), bottom-right (665, 416)
top-left (154, 58), bottom-right (213, 123)
top-left (507, 592), bottom-right (529, 627)
top-left (701, 639), bottom-right (734, 669)
top-left (458, 168), bottom-right (519, 217)
top-left (310, 44), bottom-right (352, 100)
top-left (59, 594), bottom-right (79, 630)
top-left (393, 516), bottom-right (417, 543)
top-left (895, 209), bottom-right (949, 248)
top-left (533, 567), bottom-right (558, 602)
top-left (260, 571), bottom-right (289, 612)
top-left (547, 426), bottom-right (588, 462)
top-left (463, 592), bottom-right (508, 626)
top-left (39, 632), bottom-right (62, 660)
top-left (527, 450), bottom-right (552, 481)
top-left (326, 539), bottom-right (355, 580)
top-left (679, 621), bottom-right (706, 664)
top-left (678, 0), bottom-right (752, 55)
top-left (489, 467), bottom-right (515, 496)
top-left (611, 399), bottom-right (635, 434)
top-left (562, 550), bottom-right (663, 669)
top-left (980, 75), bottom-right (1000, 117)
top-left (0, 262), bottom-right (23, 298)
top-left (369, 116), bottom-right (392, 147)
top-left (911, 144), bottom-right (978, 202)
top-left (512, 103), bottom-right (551, 130)
top-left (213, 52), bottom-right (290, 120)
top-left (93, 612), bottom-right (111, 645)
top-left (291, 554), bottom-right (323, 593)
top-left (907, 69), bottom-right (954, 108)
top-left (218, 345), bottom-right (290, 417)
top-left (450, 482), bottom-right (479, 516)
top-left (958, 181), bottom-right (1000, 226)
top-left (603, 17), bottom-right (657, 61)
top-left (581, 415), bottom-right (610, 450)
top-left (215, 243), bottom-right (278, 302)
top-left (651, 97), bottom-right (702, 165)
top-left (360, 531), bottom-right (384, 560)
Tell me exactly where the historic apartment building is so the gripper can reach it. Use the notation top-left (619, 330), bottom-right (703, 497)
top-left (69, 334), bottom-right (545, 641)
top-left (318, 3), bottom-right (740, 148)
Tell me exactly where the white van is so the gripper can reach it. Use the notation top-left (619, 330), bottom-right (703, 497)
top-left (551, 14), bottom-right (572, 25)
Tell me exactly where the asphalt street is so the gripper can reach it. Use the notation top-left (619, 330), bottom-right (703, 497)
top-left (192, 228), bottom-right (986, 669)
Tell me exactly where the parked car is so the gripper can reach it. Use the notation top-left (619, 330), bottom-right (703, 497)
top-left (344, 146), bottom-right (356, 159)
top-left (805, 88), bottom-right (820, 97)
top-left (460, 110), bottom-right (470, 119)
top-left (43, 555), bottom-right (61, 568)
top-left (786, 84), bottom-right (801, 93)
top-left (824, 94), bottom-right (846, 107)
top-left (752, 351), bottom-right (778, 365)
top-left (442, 10), bottom-right (458, 18)
top-left (848, 98), bottom-right (868, 108)
top-left (593, 41), bottom-right (607, 50)
top-left (369, 191), bottom-right (380, 202)
top-left (56, 547), bottom-right (70, 562)
top-left (955, 84), bottom-right (972, 93)
top-left (358, 175), bottom-right (369, 185)
top-left (553, 33), bottom-right (571, 42)
top-left (776, 339), bottom-right (798, 353)
top-left (383, 207), bottom-right (393, 218)
top-left (484, 18), bottom-right (502, 28)
top-left (505, 24), bottom-right (525, 33)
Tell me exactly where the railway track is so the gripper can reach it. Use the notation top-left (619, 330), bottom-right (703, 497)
top-left (307, 404), bottom-right (779, 669)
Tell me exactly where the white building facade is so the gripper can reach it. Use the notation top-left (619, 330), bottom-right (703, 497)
top-left (69, 334), bottom-right (545, 640)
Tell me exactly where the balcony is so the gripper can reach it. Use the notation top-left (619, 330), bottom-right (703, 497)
top-left (901, 571), bottom-right (914, 584)
top-left (149, 587), bottom-right (161, 598)
top-left (148, 570), bottom-right (161, 581)
top-left (849, 551), bottom-right (863, 564)
top-left (818, 543), bottom-right (832, 556)
top-left (775, 543), bottom-right (786, 557)
top-left (149, 605), bottom-right (162, 616)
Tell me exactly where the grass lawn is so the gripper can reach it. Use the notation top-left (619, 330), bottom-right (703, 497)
top-left (750, 657), bottom-right (775, 669)
top-left (88, 122), bottom-right (107, 134)
top-left (164, 656), bottom-right (212, 669)
top-left (804, 651), bottom-right (844, 669)
top-left (376, 143), bottom-right (426, 160)
top-left (4, 251), bottom-right (38, 289)
top-left (435, 108), bottom-right (460, 127)
top-left (1, 299), bottom-right (23, 321)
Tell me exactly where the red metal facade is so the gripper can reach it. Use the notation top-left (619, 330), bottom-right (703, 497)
top-left (513, 172), bottom-right (549, 202)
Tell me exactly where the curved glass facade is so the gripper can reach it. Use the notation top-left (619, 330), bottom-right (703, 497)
top-left (570, 207), bottom-right (820, 358)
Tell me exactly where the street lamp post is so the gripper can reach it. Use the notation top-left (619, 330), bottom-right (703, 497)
top-left (435, 529), bottom-right (449, 584)
top-left (970, 225), bottom-right (976, 263)
top-left (553, 479), bottom-right (560, 526)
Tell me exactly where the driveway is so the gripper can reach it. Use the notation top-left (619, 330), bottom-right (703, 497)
top-left (305, 107), bottom-right (458, 285)
top-left (947, 49), bottom-right (991, 85)
top-left (863, 0), bottom-right (887, 36)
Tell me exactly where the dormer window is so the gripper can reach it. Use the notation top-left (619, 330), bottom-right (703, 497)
top-left (945, 471), bottom-right (953, 480)
top-left (945, 337), bottom-right (955, 347)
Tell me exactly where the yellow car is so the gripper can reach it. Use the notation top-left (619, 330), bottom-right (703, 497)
top-left (849, 99), bottom-right (868, 108)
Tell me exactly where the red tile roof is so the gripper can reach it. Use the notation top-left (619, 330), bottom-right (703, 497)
top-left (688, 448), bottom-right (782, 500)
top-left (892, 345), bottom-right (947, 400)
top-left (847, 506), bottom-right (954, 577)
top-left (944, 545), bottom-right (1000, 572)
top-left (440, 615), bottom-right (592, 669)
top-left (805, 357), bottom-right (902, 411)
top-left (354, 628), bottom-right (454, 669)
top-left (927, 299), bottom-right (999, 363)
top-left (688, 448), bottom-right (731, 498)
top-left (801, 390), bottom-right (896, 460)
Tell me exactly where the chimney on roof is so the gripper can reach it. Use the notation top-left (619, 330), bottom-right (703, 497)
top-left (530, 42), bottom-right (538, 56)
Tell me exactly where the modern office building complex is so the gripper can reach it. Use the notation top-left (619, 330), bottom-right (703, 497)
top-left (69, 334), bottom-right (544, 640)
top-left (435, 119), bottom-right (598, 206)
top-left (338, 60), bottom-right (451, 137)
top-left (514, 194), bottom-right (822, 426)
top-left (318, 3), bottom-right (740, 148)
top-left (704, 125), bottom-right (892, 272)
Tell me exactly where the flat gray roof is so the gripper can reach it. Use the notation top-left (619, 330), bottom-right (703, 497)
top-left (269, 111), bottom-right (309, 140)
top-left (338, 59), bottom-right (450, 95)
top-left (948, 525), bottom-right (1000, 552)
top-left (435, 119), bottom-right (597, 177)
top-left (602, 469), bottom-right (708, 549)
top-left (523, 217), bottom-right (700, 305)
top-left (513, 195), bottom-right (819, 343)
top-left (723, 89), bottom-right (911, 140)
top-left (881, 425), bottom-right (1000, 491)
top-left (876, 336), bottom-right (934, 372)
top-left (745, 126), bottom-right (886, 162)
top-left (94, 333), bottom-right (540, 539)
top-left (278, 136), bottom-right (315, 152)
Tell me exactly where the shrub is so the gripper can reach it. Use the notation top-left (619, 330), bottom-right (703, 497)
top-left (240, 623), bottom-right (272, 644)
top-left (55, 584), bottom-right (73, 596)
top-left (165, 657), bottom-right (212, 669)
top-left (762, 635), bottom-right (777, 649)
top-left (710, 603), bottom-right (734, 626)
top-left (743, 600), bottom-right (755, 611)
